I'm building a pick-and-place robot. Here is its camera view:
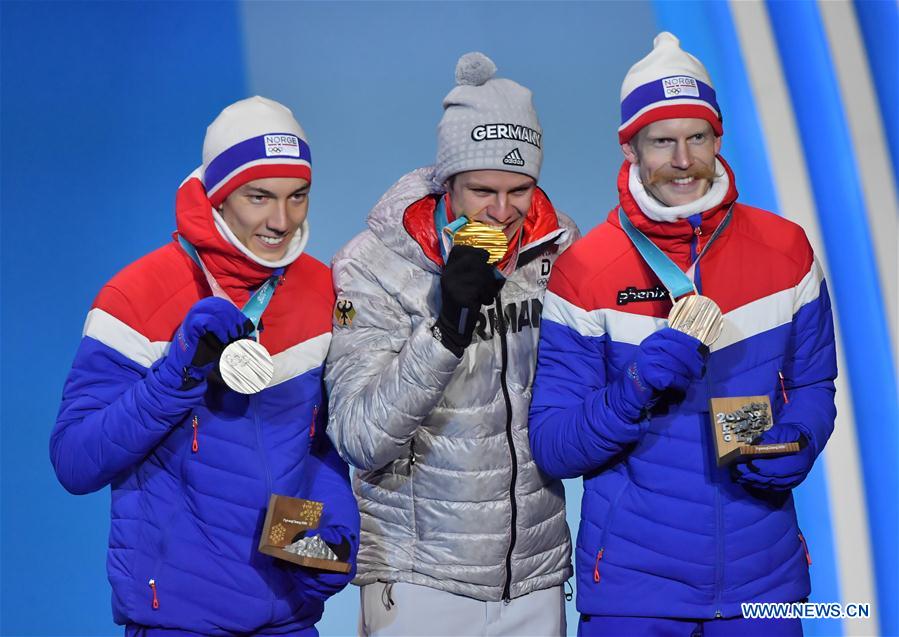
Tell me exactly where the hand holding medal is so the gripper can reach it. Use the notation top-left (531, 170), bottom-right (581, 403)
top-left (432, 206), bottom-right (508, 357)
top-left (161, 297), bottom-right (257, 391)
top-left (177, 235), bottom-right (280, 394)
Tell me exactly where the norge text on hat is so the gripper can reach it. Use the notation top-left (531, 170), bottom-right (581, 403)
top-left (203, 96), bottom-right (311, 208)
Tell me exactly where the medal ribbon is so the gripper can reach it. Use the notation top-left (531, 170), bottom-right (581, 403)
top-left (177, 235), bottom-right (282, 337)
top-left (435, 197), bottom-right (469, 263)
top-left (617, 204), bottom-right (734, 300)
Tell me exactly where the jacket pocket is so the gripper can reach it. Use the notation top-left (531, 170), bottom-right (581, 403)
top-left (778, 370), bottom-right (790, 405)
top-left (798, 531), bottom-right (812, 566)
top-left (191, 414), bottom-right (199, 453)
top-left (145, 508), bottom-right (178, 611)
top-left (593, 481), bottom-right (630, 585)
top-left (147, 577), bottom-right (160, 610)
top-left (309, 404), bottom-right (319, 440)
top-left (593, 547), bottom-right (605, 583)
top-left (143, 489), bottom-right (203, 614)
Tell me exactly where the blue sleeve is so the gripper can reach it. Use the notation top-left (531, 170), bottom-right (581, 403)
top-left (50, 336), bottom-right (203, 495)
top-left (529, 315), bottom-right (645, 480)
top-left (778, 278), bottom-right (837, 457)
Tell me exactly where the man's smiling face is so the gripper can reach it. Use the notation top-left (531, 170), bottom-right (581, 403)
top-left (219, 177), bottom-right (310, 260)
top-left (622, 118), bottom-right (721, 207)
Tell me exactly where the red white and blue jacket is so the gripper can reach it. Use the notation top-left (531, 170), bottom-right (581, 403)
top-left (529, 158), bottom-right (836, 619)
top-left (50, 174), bottom-right (359, 634)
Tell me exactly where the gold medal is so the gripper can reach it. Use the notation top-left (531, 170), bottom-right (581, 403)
top-left (452, 220), bottom-right (508, 264)
top-left (668, 294), bottom-right (724, 346)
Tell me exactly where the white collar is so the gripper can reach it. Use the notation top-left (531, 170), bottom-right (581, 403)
top-left (212, 209), bottom-right (309, 268)
top-left (629, 158), bottom-right (729, 223)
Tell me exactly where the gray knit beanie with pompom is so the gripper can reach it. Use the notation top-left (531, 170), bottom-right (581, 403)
top-left (435, 52), bottom-right (542, 184)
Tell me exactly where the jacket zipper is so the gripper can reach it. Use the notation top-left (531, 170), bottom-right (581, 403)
top-left (778, 371), bottom-right (790, 404)
top-left (496, 290), bottom-right (518, 602)
top-left (253, 396), bottom-right (276, 613)
top-left (593, 481), bottom-right (629, 587)
top-left (254, 397), bottom-right (273, 498)
top-left (703, 307), bottom-right (725, 619)
top-left (148, 578), bottom-right (159, 609)
top-left (593, 548), bottom-right (604, 583)
top-left (799, 533), bottom-right (812, 565)
top-left (713, 475), bottom-right (724, 618)
top-left (310, 404), bottom-right (318, 439)
top-left (689, 222), bottom-right (724, 618)
top-left (690, 217), bottom-right (702, 279)
top-left (191, 415), bottom-right (199, 453)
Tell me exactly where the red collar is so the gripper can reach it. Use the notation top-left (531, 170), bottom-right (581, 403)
top-left (610, 156), bottom-right (739, 261)
top-left (403, 187), bottom-right (561, 268)
top-left (174, 176), bottom-right (281, 305)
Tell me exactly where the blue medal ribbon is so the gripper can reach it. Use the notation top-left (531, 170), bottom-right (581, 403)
top-left (434, 196), bottom-right (468, 263)
top-left (177, 235), bottom-right (282, 336)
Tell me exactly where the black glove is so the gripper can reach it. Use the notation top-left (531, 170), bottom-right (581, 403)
top-left (157, 297), bottom-right (256, 390)
top-left (434, 245), bottom-right (504, 357)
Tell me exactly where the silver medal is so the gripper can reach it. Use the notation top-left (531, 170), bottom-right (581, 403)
top-left (668, 295), bottom-right (724, 346)
top-left (220, 339), bottom-right (274, 394)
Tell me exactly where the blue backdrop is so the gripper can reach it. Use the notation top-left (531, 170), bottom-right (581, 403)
top-left (2, 2), bottom-right (895, 636)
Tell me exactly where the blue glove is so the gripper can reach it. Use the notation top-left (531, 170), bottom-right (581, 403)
top-left (156, 297), bottom-right (255, 390)
top-left (293, 525), bottom-right (357, 601)
top-left (732, 423), bottom-right (815, 491)
top-left (607, 328), bottom-right (706, 422)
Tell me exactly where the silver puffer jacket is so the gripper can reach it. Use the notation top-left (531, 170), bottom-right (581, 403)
top-left (325, 167), bottom-right (577, 601)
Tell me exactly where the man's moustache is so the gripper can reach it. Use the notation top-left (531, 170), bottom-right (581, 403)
top-left (647, 163), bottom-right (716, 186)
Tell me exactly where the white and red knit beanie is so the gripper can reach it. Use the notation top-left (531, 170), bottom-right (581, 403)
top-left (618, 32), bottom-right (723, 144)
top-left (202, 96), bottom-right (311, 208)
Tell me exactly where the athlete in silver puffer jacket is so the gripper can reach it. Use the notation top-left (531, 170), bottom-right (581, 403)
top-left (325, 53), bottom-right (578, 635)
top-left (327, 163), bottom-right (577, 594)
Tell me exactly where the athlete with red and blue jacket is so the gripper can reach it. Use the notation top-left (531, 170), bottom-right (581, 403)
top-left (529, 33), bottom-right (835, 636)
top-left (50, 97), bottom-right (359, 636)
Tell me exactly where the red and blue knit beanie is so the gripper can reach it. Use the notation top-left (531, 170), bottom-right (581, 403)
top-left (202, 96), bottom-right (311, 208)
top-left (618, 32), bottom-right (723, 144)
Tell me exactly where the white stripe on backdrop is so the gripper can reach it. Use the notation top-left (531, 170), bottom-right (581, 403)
top-left (729, 3), bottom-right (878, 635)
top-left (818, 0), bottom-right (898, 357)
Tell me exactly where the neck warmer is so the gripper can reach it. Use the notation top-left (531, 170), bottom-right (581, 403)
top-left (629, 158), bottom-right (729, 223)
top-left (212, 209), bottom-right (309, 269)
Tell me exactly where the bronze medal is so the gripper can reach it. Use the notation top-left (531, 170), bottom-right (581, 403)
top-left (668, 294), bottom-right (724, 346)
